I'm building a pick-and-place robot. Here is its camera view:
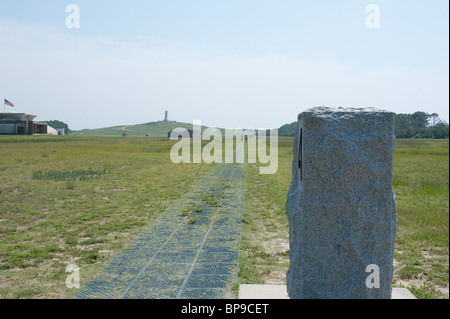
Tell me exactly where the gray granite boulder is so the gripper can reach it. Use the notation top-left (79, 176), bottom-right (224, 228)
top-left (286, 107), bottom-right (397, 299)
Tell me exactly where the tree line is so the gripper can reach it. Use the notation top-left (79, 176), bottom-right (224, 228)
top-left (279, 111), bottom-right (449, 139)
top-left (393, 112), bottom-right (449, 139)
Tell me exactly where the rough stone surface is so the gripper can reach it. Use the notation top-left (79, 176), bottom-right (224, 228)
top-left (286, 107), bottom-right (397, 299)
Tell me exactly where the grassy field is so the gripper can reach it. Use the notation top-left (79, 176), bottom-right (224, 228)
top-left (392, 139), bottom-right (449, 298)
top-left (238, 137), bottom-right (449, 299)
top-left (0, 135), bottom-right (448, 299)
top-left (0, 136), bottom-right (209, 298)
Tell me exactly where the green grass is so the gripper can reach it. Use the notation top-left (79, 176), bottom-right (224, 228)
top-left (236, 137), bottom-right (449, 299)
top-left (0, 135), bottom-right (208, 298)
top-left (392, 139), bottom-right (449, 298)
top-left (0, 135), bottom-right (448, 299)
top-left (32, 168), bottom-right (109, 181)
top-left (235, 138), bottom-right (292, 290)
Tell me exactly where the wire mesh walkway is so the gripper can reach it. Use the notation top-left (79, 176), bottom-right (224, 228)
top-left (77, 163), bottom-right (246, 299)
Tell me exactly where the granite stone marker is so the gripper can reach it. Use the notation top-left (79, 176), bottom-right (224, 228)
top-left (285, 107), bottom-right (397, 299)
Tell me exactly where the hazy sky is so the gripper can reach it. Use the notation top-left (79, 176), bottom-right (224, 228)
top-left (0, 1), bottom-right (448, 130)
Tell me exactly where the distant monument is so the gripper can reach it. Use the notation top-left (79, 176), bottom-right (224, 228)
top-left (159, 110), bottom-right (174, 123)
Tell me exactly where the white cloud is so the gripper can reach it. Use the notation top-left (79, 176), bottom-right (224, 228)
top-left (0, 19), bottom-right (448, 130)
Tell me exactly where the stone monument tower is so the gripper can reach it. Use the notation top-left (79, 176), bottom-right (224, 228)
top-left (285, 107), bottom-right (397, 299)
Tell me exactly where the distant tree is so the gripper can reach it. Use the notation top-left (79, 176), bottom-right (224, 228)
top-left (393, 112), bottom-right (448, 139)
top-left (278, 112), bottom-right (448, 139)
top-left (431, 121), bottom-right (449, 139)
top-left (279, 122), bottom-right (297, 137)
top-left (394, 113), bottom-right (412, 130)
top-left (430, 113), bottom-right (440, 127)
top-left (411, 111), bottom-right (430, 129)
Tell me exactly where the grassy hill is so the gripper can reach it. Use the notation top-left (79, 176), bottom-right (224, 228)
top-left (70, 121), bottom-right (274, 138)
top-left (71, 121), bottom-right (206, 137)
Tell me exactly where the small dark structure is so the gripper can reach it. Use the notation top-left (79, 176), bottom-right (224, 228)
top-left (168, 129), bottom-right (194, 138)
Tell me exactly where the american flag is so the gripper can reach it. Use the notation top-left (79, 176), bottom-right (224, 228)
top-left (4, 99), bottom-right (14, 107)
